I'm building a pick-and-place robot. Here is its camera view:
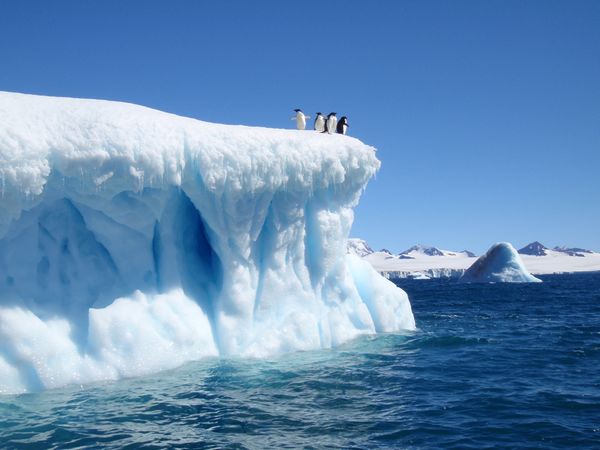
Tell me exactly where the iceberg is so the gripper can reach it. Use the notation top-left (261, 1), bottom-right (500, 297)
top-left (459, 242), bottom-right (542, 283)
top-left (0, 92), bottom-right (415, 394)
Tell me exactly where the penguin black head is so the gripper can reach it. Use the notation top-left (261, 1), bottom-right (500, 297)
top-left (316, 112), bottom-right (322, 115)
top-left (340, 116), bottom-right (348, 123)
top-left (294, 109), bottom-right (301, 112)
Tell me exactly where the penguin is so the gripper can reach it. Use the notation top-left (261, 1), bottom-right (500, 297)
top-left (314, 112), bottom-right (326, 132)
top-left (336, 116), bottom-right (349, 135)
top-left (326, 112), bottom-right (337, 135)
top-left (291, 109), bottom-right (310, 130)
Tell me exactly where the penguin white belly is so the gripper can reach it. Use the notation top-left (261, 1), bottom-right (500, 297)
top-left (296, 114), bottom-right (306, 130)
top-left (341, 124), bottom-right (347, 135)
top-left (315, 117), bottom-right (325, 132)
top-left (327, 118), bottom-right (337, 134)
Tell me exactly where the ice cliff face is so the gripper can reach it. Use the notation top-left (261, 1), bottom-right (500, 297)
top-left (0, 92), bottom-right (415, 394)
top-left (459, 242), bottom-right (542, 283)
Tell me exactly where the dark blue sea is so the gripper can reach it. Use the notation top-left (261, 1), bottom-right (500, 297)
top-left (1, 273), bottom-right (599, 449)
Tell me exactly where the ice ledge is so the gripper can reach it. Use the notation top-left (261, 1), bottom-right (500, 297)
top-left (0, 91), bottom-right (378, 197)
top-left (0, 92), bottom-right (380, 243)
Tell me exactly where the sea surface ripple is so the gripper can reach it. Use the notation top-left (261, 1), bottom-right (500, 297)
top-left (1, 273), bottom-right (599, 448)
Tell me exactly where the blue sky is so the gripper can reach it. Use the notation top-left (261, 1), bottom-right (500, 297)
top-left (1, 0), bottom-right (598, 253)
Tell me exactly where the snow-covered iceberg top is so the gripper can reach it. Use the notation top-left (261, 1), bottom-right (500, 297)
top-left (459, 242), bottom-right (542, 283)
top-left (0, 92), bottom-right (415, 394)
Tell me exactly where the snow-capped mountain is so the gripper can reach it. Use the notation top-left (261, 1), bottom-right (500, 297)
top-left (347, 238), bottom-right (374, 257)
top-left (518, 241), bottom-right (548, 256)
top-left (518, 241), bottom-right (596, 258)
top-left (400, 244), bottom-right (445, 257)
top-left (553, 246), bottom-right (593, 257)
top-left (400, 244), bottom-right (476, 258)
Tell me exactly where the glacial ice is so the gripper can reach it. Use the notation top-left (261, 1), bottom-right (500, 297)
top-left (459, 242), bottom-right (542, 283)
top-left (0, 92), bottom-right (415, 394)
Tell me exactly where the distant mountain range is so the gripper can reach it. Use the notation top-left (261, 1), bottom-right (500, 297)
top-left (349, 239), bottom-right (596, 260)
top-left (399, 244), bottom-right (476, 258)
top-left (400, 244), bottom-right (445, 257)
top-left (518, 241), bottom-right (594, 257)
top-left (347, 239), bottom-right (476, 259)
top-left (348, 238), bottom-right (600, 279)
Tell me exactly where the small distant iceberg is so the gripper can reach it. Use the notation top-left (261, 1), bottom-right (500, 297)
top-left (459, 242), bottom-right (542, 283)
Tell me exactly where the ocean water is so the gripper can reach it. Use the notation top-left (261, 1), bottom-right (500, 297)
top-left (1, 273), bottom-right (599, 449)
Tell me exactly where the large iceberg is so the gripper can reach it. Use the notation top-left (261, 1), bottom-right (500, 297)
top-left (459, 242), bottom-right (542, 283)
top-left (0, 92), bottom-right (414, 394)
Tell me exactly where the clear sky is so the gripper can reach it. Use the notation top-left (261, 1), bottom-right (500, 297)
top-left (1, 0), bottom-right (598, 254)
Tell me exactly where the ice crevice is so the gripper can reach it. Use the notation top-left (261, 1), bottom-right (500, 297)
top-left (0, 91), bottom-right (415, 394)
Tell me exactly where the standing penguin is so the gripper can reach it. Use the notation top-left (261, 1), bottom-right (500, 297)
top-left (291, 109), bottom-right (310, 130)
top-left (336, 116), bottom-right (349, 135)
top-left (314, 112), bottom-right (326, 132)
top-left (326, 112), bottom-right (337, 135)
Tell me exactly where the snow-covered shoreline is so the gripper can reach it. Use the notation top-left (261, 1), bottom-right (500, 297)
top-left (348, 239), bottom-right (600, 279)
